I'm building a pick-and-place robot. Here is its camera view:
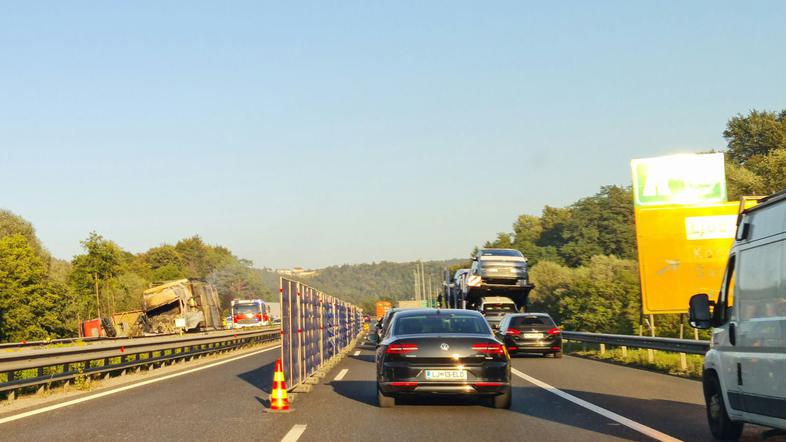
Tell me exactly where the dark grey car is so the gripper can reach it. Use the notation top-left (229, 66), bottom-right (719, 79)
top-left (372, 308), bottom-right (511, 409)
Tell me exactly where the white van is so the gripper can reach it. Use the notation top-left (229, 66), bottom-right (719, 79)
top-left (479, 296), bottom-right (517, 329)
top-left (689, 192), bottom-right (786, 440)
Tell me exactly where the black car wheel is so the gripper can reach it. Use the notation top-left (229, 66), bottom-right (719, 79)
top-left (377, 385), bottom-right (395, 408)
top-left (553, 351), bottom-right (563, 359)
top-left (703, 373), bottom-right (743, 440)
top-left (492, 386), bottom-right (512, 409)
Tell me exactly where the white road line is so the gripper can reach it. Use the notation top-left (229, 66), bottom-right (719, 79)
top-left (511, 368), bottom-right (682, 442)
top-left (333, 368), bottom-right (349, 381)
top-left (353, 350), bottom-right (360, 356)
top-left (0, 345), bottom-right (281, 426)
top-left (281, 424), bottom-right (307, 442)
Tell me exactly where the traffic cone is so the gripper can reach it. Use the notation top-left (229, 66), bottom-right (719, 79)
top-left (265, 358), bottom-right (292, 413)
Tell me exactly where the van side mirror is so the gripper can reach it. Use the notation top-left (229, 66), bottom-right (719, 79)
top-left (689, 294), bottom-right (713, 329)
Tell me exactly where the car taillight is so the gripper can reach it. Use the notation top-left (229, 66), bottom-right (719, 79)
top-left (386, 343), bottom-right (418, 354)
top-left (505, 328), bottom-right (521, 336)
top-left (390, 382), bottom-right (418, 387)
top-left (263, 314), bottom-right (269, 322)
top-left (233, 315), bottom-right (241, 323)
top-left (547, 328), bottom-right (561, 335)
top-left (255, 314), bottom-right (263, 322)
top-left (472, 343), bottom-right (505, 355)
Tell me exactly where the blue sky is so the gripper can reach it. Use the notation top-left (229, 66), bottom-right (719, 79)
top-left (1, 1), bottom-right (785, 268)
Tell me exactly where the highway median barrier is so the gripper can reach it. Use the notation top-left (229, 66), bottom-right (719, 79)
top-left (276, 278), bottom-right (363, 410)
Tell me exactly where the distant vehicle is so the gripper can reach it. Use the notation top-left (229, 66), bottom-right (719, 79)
top-left (371, 308), bottom-right (511, 409)
top-left (463, 249), bottom-right (533, 311)
top-left (376, 301), bottom-right (393, 320)
top-left (230, 299), bottom-right (269, 328)
top-left (376, 308), bottom-right (402, 342)
top-left (479, 296), bottom-right (517, 329)
top-left (496, 313), bottom-right (562, 358)
top-left (689, 192), bottom-right (786, 440)
top-left (142, 279), bottom-right (222, 333)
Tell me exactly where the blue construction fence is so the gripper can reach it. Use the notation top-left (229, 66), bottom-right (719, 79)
top-left (280, 277), bottom-right (363, 389)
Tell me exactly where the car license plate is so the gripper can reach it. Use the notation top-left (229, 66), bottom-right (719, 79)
top-left (425, 370), bottom-right (467, 380)
top-left (523, 333), bottom-right (543, 339)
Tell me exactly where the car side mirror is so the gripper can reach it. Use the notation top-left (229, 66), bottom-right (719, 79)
top-left (368, 333), bottom-right (380, 345)
top-left (689, 294), bottom-right (713, 329)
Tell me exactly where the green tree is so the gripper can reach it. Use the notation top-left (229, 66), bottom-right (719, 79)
top-left (0, 209), bottom-right (47, 259)
top-left (723, 109), bottom-right (786, 165)
top-left (142, 245), bottom-right (186, 281)
top-left (69, 232), bottom-right (124, 319)
top-left (559, 186), bottom-right (636, 266)
top-left (0, 234), bottom-right (66, 342)
top-left (530, 256), bottom-right (640, 334)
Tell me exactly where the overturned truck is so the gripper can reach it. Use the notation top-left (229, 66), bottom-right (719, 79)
top-left (142, 279), bottom-right (222, 334)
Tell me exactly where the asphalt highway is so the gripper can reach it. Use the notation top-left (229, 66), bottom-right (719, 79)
top-left (0, 342), bottom-right (781, 441)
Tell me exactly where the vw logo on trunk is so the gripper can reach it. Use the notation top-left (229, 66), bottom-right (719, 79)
top-left (440, 343), bottom-right (450, 351)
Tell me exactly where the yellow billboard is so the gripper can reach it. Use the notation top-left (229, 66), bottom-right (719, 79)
top-left (635, 202), bottom-right (739, 314)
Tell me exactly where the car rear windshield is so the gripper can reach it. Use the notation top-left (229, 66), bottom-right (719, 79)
top-left (483, 303), bottom-right (516, 313)
top-left (480, 249), bottom-right (523, 257)
top-left (510, 316), bottom-right (555, 327)
top-left (233, 304), bottom-right (261, 315)
top-left (394, 314), bottom-right (489, 335)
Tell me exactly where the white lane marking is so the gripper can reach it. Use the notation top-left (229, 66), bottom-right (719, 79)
top-left (333, 368), bottom-right (349, 381)
top-left (281, 424), bottom-right (307, 442)
top-left (0, 345), bottom-right (280, 426)
top-left (353, 350), bottom-right (360, 356)
top-left (511, 368), bottom-right (682, 442)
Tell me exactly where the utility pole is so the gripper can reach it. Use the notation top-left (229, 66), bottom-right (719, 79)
top-left (427, 278), bottom-right (433, 307)
top-left (420, 261), bottom-right (427, 306)
top-left (413, 268), bottom-right (420, 302)
top-left (94, 273), bottom-right (101, 319)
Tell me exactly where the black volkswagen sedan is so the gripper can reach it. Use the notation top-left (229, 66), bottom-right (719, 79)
top-left (496, 313), bottom-right (562, 358)
top-left (373, 308), bottom-right (511, 409)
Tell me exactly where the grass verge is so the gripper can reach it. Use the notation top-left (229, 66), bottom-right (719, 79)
top-left (564, 341), bottom-right (704, 379)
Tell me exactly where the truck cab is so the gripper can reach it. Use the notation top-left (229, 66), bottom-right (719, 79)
top-left (689, 193), bottom-right (786, 439)
top-left (230, 299), bottom-right (269, 329)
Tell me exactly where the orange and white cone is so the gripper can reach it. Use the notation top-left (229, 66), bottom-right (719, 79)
top-left (266, 358), bottom-right (292, 413)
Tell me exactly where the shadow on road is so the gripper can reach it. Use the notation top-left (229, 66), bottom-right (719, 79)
top-left (327, 379), bottom-right (721, 441)
top-left (236, 360), bottom-right (277, 393)
top-left (349, 354), bottom-right (375, 363)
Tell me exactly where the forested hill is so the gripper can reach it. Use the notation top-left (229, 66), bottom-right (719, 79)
top-left (259, 259), bottom-right (466, 311)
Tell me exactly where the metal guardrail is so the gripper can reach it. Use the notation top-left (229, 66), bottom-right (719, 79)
top-left (562, 331), bottom-right (710, 355)
top-left (0, 327), bottom-right (280, 395)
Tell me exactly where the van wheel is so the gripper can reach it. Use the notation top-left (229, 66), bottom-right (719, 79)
top-left (704, 373), bottom-right (743, 440)
top-left (377, 386), bottom-right (395, 408)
